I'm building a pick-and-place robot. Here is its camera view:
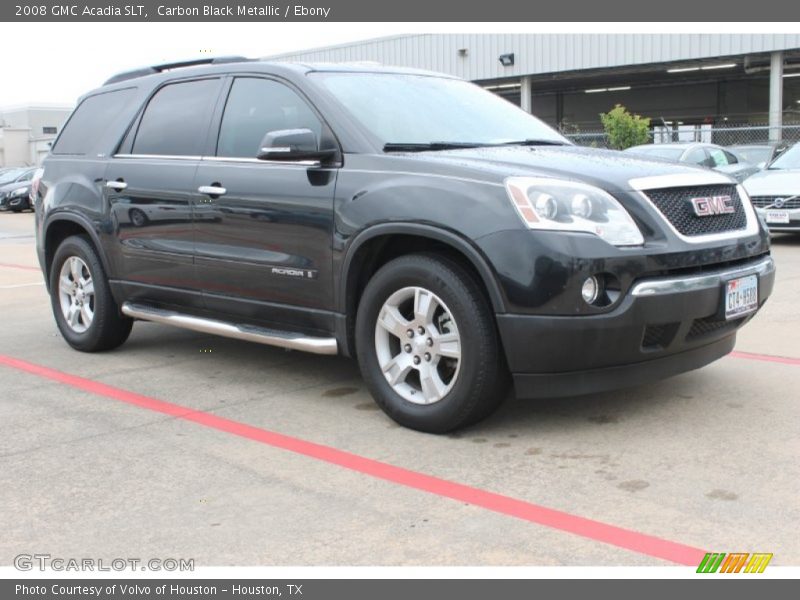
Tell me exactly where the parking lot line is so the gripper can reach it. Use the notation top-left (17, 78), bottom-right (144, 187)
top-left (0, 353), bottom-right (708, 566)
top-left (0, 282), bottom-right (43, 289)
top-left (0, 262), bottom-right (39, 272)
top-left (731, 350), bottom-right (800, 366)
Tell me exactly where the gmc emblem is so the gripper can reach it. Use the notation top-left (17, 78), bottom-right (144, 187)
top-left (690, 195), bottom-right (735, 217)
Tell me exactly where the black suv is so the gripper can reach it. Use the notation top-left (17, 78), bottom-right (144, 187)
top-left (34, 58), bottom-right (775, 432)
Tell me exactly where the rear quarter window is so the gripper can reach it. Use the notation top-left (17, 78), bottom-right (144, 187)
top-left (52, 88), bottom-right (137, 155)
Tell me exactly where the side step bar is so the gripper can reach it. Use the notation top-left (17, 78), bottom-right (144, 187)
top-left (121, 302), bottom-right (338, 355)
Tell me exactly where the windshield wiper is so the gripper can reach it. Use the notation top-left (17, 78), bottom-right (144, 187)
top-left (383, 141), bottom-right (489, 152)
top-left (495, 139), bottom-right (568, 147)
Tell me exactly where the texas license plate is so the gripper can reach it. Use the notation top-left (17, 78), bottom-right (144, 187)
top-left (766, 210), bottom-right (790, 224)
top-left (724, 274), bottom-right (759, 320)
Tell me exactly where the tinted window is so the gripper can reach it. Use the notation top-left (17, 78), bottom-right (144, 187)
top-left (722, 150), bottom-right (739, 164)
top-left (133, 79), bottom-right (220, 156)
top-left (216, 78), bottom-right (322, 158)
top-left (52, 88), bottom-right (136, 155)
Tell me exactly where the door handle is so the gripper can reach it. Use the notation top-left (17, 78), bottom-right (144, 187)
top-left (106, 180), bottom-right (127, 191)
top-left (198, 185), bottom-right (226, 197)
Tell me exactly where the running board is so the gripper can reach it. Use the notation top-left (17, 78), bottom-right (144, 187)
top-left (120, 302), bottom-right (338, 355)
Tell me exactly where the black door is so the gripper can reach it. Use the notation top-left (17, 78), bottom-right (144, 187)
top-left (105, 77), bottom-right (223, 306)
top-left (192, 77), bottom-right (337, 331)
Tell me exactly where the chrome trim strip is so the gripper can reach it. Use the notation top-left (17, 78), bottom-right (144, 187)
top-left (203, 156), bottom-right (322, 167)
top-left (121, 302), bottom-right (338, 355)
top-left (630, 256), bottom-right (774, 297)
top-left (113, 154), bottom-right (202, 161)
top-left (628, 172), bottom-right (733, 190)
top-left (112, 154), bottom-right (322, 168)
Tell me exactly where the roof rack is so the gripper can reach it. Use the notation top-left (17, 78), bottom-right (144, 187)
top-left (103, 56), bottom-right (253, 86)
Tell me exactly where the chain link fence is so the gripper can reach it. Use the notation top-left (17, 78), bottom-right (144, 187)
top-left (563, 124), bottom-right (800, 149)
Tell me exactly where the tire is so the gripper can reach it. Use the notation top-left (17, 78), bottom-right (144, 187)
top-left (129, 208), bottom-right (148, 227)
top-left (49, 235), bottom-right (133, 352)
top-left (355, 253), bottom-right (508, 433)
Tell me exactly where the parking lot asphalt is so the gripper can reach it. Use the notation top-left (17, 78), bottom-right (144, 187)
top-left (0, 211), bottom-right (798, 567)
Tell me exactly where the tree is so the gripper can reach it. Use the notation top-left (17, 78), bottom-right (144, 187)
top-left (600, 104), bottom-right (651, 150)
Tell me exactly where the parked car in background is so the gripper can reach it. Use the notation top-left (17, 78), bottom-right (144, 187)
top-left (0, 167), bottom-right (37, 212)
top-left (624, 143), bottom-right (760, 182)
top-left (743, 143), bottom-right (800, 233)
top-left (730, 143), bottom-right (788, 169)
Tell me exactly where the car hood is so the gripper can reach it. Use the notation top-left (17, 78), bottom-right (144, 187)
top-left (0, 181), bottom-right (31, 194)
top-left (399, 145), bottom-right (727, 192)
top-left (743, 169), bottom-right (800, 195)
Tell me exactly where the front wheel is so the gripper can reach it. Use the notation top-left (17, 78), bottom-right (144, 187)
top-left (50, 235), bottom-right (133, 352)
top-left (355, 254), bottom-right (508, 433)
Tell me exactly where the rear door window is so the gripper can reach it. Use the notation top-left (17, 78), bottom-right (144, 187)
top-left (132, 79), bottom-right (221, 157)
top-left (683, 147), bottom-right (708, 166)
top-left (52, 88), bottom-right (137, 155)
top-left (708, 148), bottom-right (730, 167)
top-left (216, 78), bottom-right (322, 158)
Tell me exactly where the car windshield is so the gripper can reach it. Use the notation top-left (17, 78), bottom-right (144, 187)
top-left (768, 144), bottom-right (800, 170)
top-left (0, 169), bottom-right (25, 185)
top-left (310, 72), bottom-right (568, 148)
top-left (732, 146), bottom-right (771, 165)
top-left (625, 146), bottom-right (686, 161)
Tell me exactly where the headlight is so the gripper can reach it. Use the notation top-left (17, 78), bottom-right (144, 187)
top-left (9, 187), bottom-right (29, 198)
top-left (504, 177), bottom-right (644, 246)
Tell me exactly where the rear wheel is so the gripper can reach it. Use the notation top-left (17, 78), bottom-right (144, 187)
top-left (50, 235), bottom-right (132, 352)
top-left (355, 254), bottom-right (508, 433)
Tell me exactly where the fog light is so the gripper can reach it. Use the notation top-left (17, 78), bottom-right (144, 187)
top-left (581, 276), bottom-right (600, 304)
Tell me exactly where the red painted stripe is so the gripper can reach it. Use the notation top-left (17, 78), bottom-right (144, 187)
top-left (731, 350), bottom-right (800, 366)
top-left (0, 262), bottom-right (40, 272)
top-left (0, 353), bottom-right (706, 566)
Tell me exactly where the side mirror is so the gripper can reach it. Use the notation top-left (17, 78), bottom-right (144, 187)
top-left (257, 128), bottom-right (335, 163)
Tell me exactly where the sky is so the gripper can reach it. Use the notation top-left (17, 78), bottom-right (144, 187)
top-left (2, 22), bottom-right (796, 108)
top-left (0, 22), bottom-right (405, 107)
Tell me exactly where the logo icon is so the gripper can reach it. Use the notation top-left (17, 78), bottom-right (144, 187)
top-left (696, 552), bottom-right (773, 573)
top-left (690, 195), bottom-right (735, 217)
top-left (773, 198), bottom-right (785, 208)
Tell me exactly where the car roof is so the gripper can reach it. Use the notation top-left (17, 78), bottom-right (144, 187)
top-left (100, 57), bottom-right (455, 89)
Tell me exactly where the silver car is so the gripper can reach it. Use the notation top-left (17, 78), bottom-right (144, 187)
top-left (743, 143), bottom-right (800, 233)
top-left (624, 143), bottom-right (760, 183)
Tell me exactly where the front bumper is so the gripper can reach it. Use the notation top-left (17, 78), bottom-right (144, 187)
top-left (0, 194), bottom-right (28, 210)
top-left (755, 207), bottom-right (800, 232)
top-left (498, 255), bottom-right (775, 399)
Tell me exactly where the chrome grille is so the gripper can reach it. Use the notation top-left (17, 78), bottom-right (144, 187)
top-left (643, 185), bottom-right (748, 237)
top-left (750, 195), bottom-right (800, 209)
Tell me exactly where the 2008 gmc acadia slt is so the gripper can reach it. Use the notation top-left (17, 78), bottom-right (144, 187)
top-left (33, 57), bottom-right (775, 432)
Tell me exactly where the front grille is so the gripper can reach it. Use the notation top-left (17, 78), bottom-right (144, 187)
top-left (643, 185), bottom-right (748, 237)
top-left (641, 322), bottom-right (679, 350)
top-left (686, 316), bottom-right (745, 341)
top-left (750, 195), bottom-right (800, 209)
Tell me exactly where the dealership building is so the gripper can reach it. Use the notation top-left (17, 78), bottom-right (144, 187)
top-left (0, 104), bottom-right (72, 167)
top-left (265, 34), bottom-right (800, 142)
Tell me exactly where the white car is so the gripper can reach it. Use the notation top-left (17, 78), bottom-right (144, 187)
top-left (743, 143), bottom-right (800, 233)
